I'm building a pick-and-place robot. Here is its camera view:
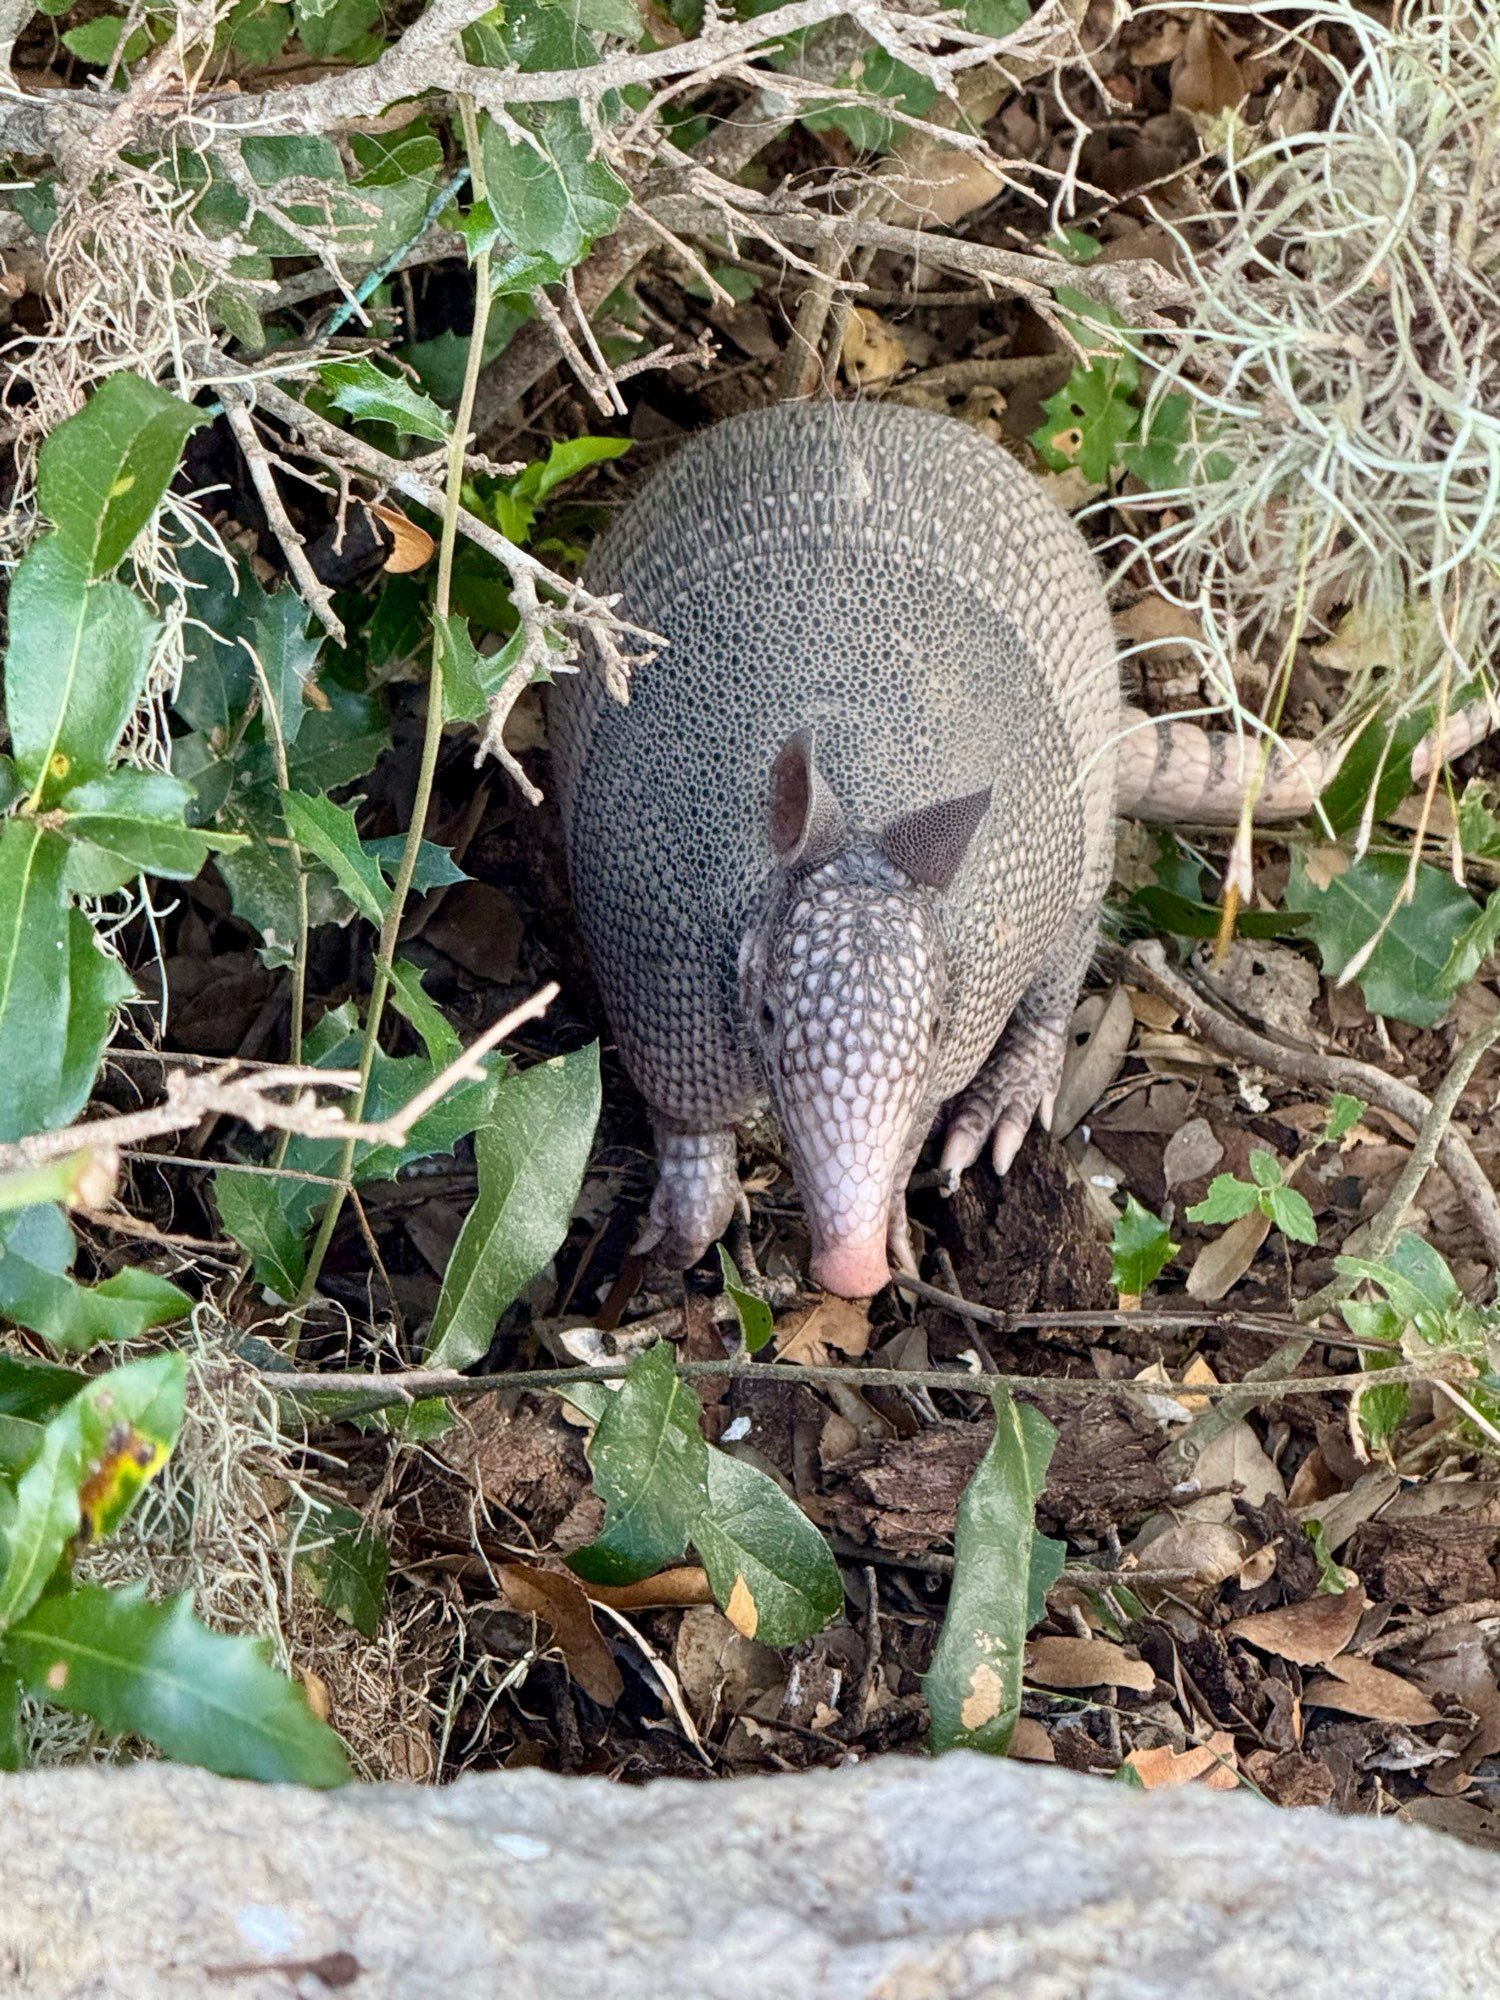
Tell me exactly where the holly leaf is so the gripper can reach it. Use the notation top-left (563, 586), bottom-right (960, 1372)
top-left (319, 357), bottom-right (451, 442)
top-left (1110, 1196), bottom-right (1177, 1301)
top-left (1285, 851), bottom-right (1478, 1028)
top-left (480, 101), bottom-right (629, 268)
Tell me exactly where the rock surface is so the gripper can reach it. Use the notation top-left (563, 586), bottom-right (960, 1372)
top-left (3, 1752), bottom-right (1497, 1998)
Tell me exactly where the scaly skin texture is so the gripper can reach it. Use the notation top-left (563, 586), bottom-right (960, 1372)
top-left (548, 401), bottom-right (1120, 1295)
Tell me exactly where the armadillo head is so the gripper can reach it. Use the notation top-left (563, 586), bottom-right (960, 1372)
top-left (740, 731), bottom-right (991, 1298)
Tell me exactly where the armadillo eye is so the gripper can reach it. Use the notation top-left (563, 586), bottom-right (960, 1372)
top-left (760, 1001), bottom-right (778, 1031)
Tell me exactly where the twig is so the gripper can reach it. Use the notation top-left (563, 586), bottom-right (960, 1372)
top-left (221, 384), bottom-right (345, 644)
top-left (0, 991), bottom-right (556, 1175)
top-left (265, 1350), bottom-right (1467, 1422)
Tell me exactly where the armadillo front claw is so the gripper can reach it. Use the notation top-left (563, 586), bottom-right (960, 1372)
top-left (639, 1123), bottom-right (741, 1271)
top-left (938, 1009), bottom-right (1070, 1189)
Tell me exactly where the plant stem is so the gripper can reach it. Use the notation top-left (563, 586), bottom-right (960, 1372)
top-left (295, 92), bottom-right (495, 1311)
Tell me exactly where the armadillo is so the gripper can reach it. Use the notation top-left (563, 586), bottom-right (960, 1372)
top-left (548, 400), bottom-right (1487, 1297)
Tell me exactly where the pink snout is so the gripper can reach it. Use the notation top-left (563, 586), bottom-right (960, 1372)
top-left (810, 1235), bottom-right (890, 1299)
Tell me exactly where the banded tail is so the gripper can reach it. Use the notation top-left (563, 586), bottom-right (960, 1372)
top-left (1115, 698), bottom-right (1498, 825)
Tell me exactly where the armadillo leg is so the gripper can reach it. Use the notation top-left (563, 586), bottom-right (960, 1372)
top-left (939, 911), bottom-right (1097, 1188)
top-left (634, 1120), bottom-right (741, 1269)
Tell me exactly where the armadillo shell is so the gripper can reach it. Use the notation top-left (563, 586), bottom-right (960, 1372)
top-left (548, 400), bottom-right (1118, 1132)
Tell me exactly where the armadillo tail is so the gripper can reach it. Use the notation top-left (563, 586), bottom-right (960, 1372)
top-left (1115, 697), bottom-right (1499, 826)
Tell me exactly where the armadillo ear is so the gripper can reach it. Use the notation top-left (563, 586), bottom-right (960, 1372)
top-left (768, 729), bottom-right (849, 869)
top-left (882, 785), bottom-right (992, 890)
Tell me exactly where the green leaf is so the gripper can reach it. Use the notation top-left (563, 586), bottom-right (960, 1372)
top-left (366, 835), bottom-right (468, 894)
top-left (299, 1504), bottom-right (389, 1640)
top-left (214, 1169), bottom-right (307, 1301)
top-left (692, 1449), bottom-right (842, 1646)
top-left (925, 1392), bottom-right (1058, 1755)
top-left (36, 372), bottom-right (205, 579)
top-left (480, 101), bottom-right (629, 269)
top-left (962, 0), bottom-right (1030, 32)
top-left (1033, 362), bottom-right (1138, 484)
top-left (6, 1583), bottom-right (350, 1786)
top-left (568, 1342), bottom-right (709, 1586)
top-left (62, 13), bottom-right (154, 62)
top-left (0, 824), bottom-right (71, 1143)
top-left (319, 358), bottom-right (452, 442)
top-left (1318, 708), bottom-right (1428, 838)
top-left (716, 1244), bottom-right (774, 1353)
top-left (0, 1353), bottom-right (184, 1632)
top-left (1264, 1183), bottom-right (1318, 1246)
top-left (58, 769), bottom-right (215, 887)
top-left (802, 44), bottom-right (937, 153)
top-left (1285, 851), bottom-right (1477, 1029)
top-left (387, 959), bottom-right (461, 1067)
top-left (1109, 1195), bottom-right (1177, 1300)
top-left (0, 1354), bottom-right (85, 1478)
top-left (1248, 1148), bottom-right (1284, 1190)
top-left (510, 433), bottom-right (631, 504)
top-left (1438, 886), bottom-right (1500, 994)
top-left (1119, 390), bottom-right (1193, 491)
top-left (294, 0), bottom-right (379, 59)
top-left (57, 913), bottom-right (136, 1134)
top-left (0, 1205), bottom-right (190, 1354)
top-left (249, 589), bottom-right (323, 752)
top-left (281, 792), bottom-right (390, 926)
top-left (7, 541), bottom-right (159, 792)
top-left (1323, 1093), bottom-right (1366, 1146)
top-left (1336, 1230), bottom-right (1463, 1329)
top-left (425, 1045), bottom-right (601, 1370)
top-left (1186, 1174), bottom-right (1260, 1226)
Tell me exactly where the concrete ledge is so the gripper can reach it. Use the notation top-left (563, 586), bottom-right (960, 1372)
top-left (3, 1753), bottom-right (1496, 1998)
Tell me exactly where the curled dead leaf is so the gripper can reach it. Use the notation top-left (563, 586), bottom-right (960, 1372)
top-left (578, 1566), bottom-right (716, 1613)
top-left (368, 500), bottom-right (436, 573)
top-left (839, 309), bottom-right (907, 389)
top-left (500, 1562), bottom-right (623, 1707)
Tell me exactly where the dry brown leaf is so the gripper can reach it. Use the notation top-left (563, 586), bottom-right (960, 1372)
top-left (1188, 1420), bottom-right (1285, 1520)
top-left (300, 1668), bottom-right (332, 1723)
top-left (1178, 1353), bottom-right (1220, 1415)
top-left (1163, 1118), bottom-right (1224, 1192)
top-left (1008, 1716), bottom-right (1056, 1763)
top-left (1126, 1730), bottom-right (1239, 1791)
top-left (1186, 1205), bottom-right (1271, 1301)
top-left (777, 1295), bottom-right (871, 1364)
top-left (368, 500), bottom-right (436, 573)
top-left (1228, 1584), bottom-right (1368, 1667)
top-left (1170, 17), bottom-right (1245, 120)
top-left (1124, 984), bottom-right (1180, 1032)
top-left (1301, 846), bottom-right (1349, 892)
top-left (1237, 1543), bottom-right (1279, 1591)
top-left (500, 1562), bottom-right (624, 1706)
top-left (1212, 941), bottom-right (1320, 1037)
top-left (579, 1565), bottom-right (716, 1613)
top-left (1026, 1635), bottom-right (1156, 1693)
top-left (1127, 1517), bottom-right (1248, 1605)
top-left (723, 1573), bottom-right (759, 1640)
top-left (1303, 1655), bottom-right (1441, 1727)
top-left (1052, 985), bottom-right (1135, 1140)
